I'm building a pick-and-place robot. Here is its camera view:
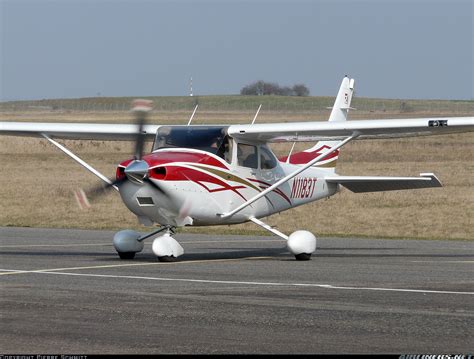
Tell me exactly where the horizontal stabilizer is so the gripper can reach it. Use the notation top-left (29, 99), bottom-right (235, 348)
top-left (325, 173), bottom-right (442, 193)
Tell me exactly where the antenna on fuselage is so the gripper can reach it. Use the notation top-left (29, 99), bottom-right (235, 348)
top-left (251, 104), bottom-right (262, 125)
top-left (187, 104), bottom-right (198, 126)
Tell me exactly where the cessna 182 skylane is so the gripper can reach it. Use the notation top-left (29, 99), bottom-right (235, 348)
top-left (1, 76), bottom-right (473, 261)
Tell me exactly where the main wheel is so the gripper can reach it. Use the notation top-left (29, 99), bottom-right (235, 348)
top-left (118, 252), bottom-right (136, 260)
top-left (295, 253), bottom-right (311, 261)
top-left (158, 255), bottom-right (178, 262)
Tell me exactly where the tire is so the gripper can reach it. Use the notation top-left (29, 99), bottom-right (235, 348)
top-left (295, 253), bottom-right (311, 261)
top-left (158, 255), bottom-right (178, 262)
top-left (118, 252), bottom-right (136, 260)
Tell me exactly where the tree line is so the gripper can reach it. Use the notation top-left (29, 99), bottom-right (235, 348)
top-left (240, 81), bottom-right (310, 96)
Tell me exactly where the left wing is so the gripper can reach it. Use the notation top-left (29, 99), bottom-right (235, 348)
top-left (228, 117), bottom-right (474, 142)
top-left (325, 173), bottom-right (442, 193)
top-left (0, 122), bottom-right (160, 140)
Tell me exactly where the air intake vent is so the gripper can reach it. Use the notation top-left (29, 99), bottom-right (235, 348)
top-left (137, 197), bottom-right (154, 206)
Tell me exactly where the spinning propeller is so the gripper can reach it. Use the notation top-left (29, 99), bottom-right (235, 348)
top-left (75, 99), bottom-right (167, 209)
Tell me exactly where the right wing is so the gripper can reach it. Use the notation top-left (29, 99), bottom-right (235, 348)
top-left (228, 117), bottom-right (474, 142)
top-left (0, 122), bottom-right (160, 140)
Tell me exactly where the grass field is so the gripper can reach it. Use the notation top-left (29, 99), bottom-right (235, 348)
top-left (0, 96), bottom-right (473, 241)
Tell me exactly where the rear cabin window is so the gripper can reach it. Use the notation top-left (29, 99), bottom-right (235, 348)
top-left (237, 143), bottom-right (258, 169)
top-left (260, 146), bottom-right (277, 169)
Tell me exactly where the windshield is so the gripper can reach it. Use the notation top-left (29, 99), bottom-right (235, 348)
top-left (152, 126), bottom-right (230, 158)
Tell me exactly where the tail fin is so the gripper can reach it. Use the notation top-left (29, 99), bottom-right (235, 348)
top-left (329, 75), bottom-right (355, 122)
top-left (280, 76), bottom-right (355, 171)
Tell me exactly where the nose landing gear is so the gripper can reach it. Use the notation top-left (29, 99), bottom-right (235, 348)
top-left (152, 230), bottom-right (184, 262)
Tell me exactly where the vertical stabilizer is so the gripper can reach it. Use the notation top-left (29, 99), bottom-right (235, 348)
top-left (279, 76), bottom-right (355, 172)
top-left (329, 76), bottom-right (355, 122)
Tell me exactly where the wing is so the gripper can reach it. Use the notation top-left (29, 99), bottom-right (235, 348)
top-left (325, 173), bottom-right (442, 193)
top-left (228, 117), bottom-right (474, 142)
top-left (0, 122), bottom-right (160, 140)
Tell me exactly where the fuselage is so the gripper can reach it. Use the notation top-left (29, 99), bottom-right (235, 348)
top-left (117, 142), bottom-right (339, 227)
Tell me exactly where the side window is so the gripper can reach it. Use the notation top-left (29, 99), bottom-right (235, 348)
top-left (237, 143), bottom-right (258, 169)
top-left (260, 146), bottom-right (277, 169)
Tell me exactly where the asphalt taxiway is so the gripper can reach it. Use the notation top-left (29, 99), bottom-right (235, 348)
top-left (0, 226), bottom-right (473, 354)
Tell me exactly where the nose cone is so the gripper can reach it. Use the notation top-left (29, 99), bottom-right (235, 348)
top-left (124, 160), bottom-right (149, 183)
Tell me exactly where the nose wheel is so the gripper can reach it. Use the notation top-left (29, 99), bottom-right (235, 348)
top-left (157, 255), bottom-right (179, 262)
top-left (152, 230), bottom-right (184, 261)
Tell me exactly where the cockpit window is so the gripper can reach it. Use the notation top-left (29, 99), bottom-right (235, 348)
top-left (153, 126), bottom-right (230, 159)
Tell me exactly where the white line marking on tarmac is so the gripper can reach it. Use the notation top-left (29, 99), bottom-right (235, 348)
top-left (38, 272), bottom-right (474, 295)
top-left (1, 267), bottom-right (472, 295)
top-left (181, 239), bottom-right (284, 244)
top-left (0, 239), bottom-right (283, 249)
top-left (411, 261), bottom-right (474, 264)
top-left (0, 257), bottom-right (272, 275)
top-left (0, 243), bottom-right (112, 248)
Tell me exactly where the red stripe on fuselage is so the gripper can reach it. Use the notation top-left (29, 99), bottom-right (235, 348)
top-left (117, 149), bottom-right (229, 180)
top-left (248, 178), bottom-right (292, 205)
top-left (164, 165), bottom-right (247, 201)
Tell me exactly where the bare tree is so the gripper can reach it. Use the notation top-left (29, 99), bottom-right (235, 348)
top-left (292, 84), bottom-right (310, 97)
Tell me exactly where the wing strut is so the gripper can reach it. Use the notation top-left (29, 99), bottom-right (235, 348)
top-left (219, 134), bottom-right (358, 219)
top-left (249, 217), bottom-right (289, 240)
top-left (41, 134), bottom-right (118, 190)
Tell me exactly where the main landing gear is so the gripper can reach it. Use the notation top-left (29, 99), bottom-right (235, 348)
top-left (113, 225), bottom-right (183, 262)
top-left (113, 220), bottom-right (317, 262)
top-left (286, 230), bottom-right (317, 261)
top-left (249, 217), bottom-right (317, 260)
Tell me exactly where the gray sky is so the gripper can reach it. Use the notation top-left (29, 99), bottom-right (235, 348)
top-left (1, 0), bottom-right (473, 101)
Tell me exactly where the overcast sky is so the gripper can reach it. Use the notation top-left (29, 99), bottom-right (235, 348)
top-left (1, 0), bottom-right (472, 101)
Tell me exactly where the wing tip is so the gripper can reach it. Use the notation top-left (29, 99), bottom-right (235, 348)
top-left (420, 173), bottom-right (443, 187)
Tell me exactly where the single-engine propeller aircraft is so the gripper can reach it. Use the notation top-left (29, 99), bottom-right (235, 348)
top-left (1, 76), bottom-right (473, 261)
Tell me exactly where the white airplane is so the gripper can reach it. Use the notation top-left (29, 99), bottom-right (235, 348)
top-left (1, 76), bottom-right (473, 261)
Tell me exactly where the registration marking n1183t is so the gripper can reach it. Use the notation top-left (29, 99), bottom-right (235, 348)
top-left (291, 177), bottom-right (317, 199)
